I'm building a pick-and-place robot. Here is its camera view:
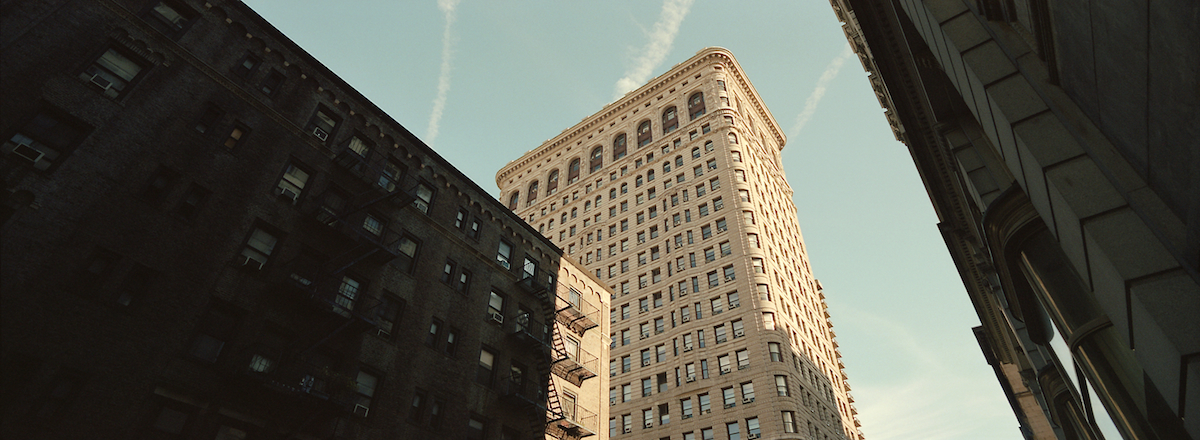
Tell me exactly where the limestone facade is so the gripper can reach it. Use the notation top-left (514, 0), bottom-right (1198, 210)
top-left (497, 48), bottom-right (863, 440)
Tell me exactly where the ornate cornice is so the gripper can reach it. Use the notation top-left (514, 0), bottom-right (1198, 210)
top-left (496, 47), bottom-right (787, 186)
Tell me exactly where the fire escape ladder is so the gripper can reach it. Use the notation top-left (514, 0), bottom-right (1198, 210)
top-left (545, 372), bottom-right (566, 425)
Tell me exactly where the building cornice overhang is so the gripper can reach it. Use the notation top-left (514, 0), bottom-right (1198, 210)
top-left (496, 47), bottom-right (786, 187)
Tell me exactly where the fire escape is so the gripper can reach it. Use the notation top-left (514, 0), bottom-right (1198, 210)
top-left (504, 268), bottom-right (601, 439)
top-left (240, 139), bottom-right (415, 422)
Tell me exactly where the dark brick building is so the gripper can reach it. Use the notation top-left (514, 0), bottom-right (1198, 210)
top-left (0, 1), bottom-right (607, 439)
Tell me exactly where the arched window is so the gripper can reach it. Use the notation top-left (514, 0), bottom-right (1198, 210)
top-left (590, 146), bottom-right (604, 172)
top-left (728, 132), bottom-right (738, 144)
top-left (675, 155), bottom-right (684, 167)
top-left (688, 92), bottom-right (706, 119)
top-left (647, 169), bottom-right (655, 182)
top-left (613, 134), bottom-right (627, 161)
top-left (526, 181), bottom-right (539, 206)
top-left (663, 162), bottom-right (671, 172)
top-left (662, 106), bottom-right (678, 134)
top-left (692, 147), bottom-right (701, 159)
top-left (637, 120), bottom-right (652, 147)
top-left (568, 158), bottom-right (581, 183)
top-left (546, 170), bottom-right (559, 195)
top-left (621, 183), bottom-right (628, 194)
top-left (508, 191), bottom-right (520, 210)
top-left (635, 176), bottom-right (644, 187)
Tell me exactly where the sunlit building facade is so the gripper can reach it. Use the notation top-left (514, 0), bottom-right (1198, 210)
top-left (497, 47), bottom-right (864, 440)
top-left (827, 0), bottom-right (1198, 439)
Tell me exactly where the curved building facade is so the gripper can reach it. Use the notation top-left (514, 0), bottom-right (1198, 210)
top-left (497, 48), bottom-right (864, 440)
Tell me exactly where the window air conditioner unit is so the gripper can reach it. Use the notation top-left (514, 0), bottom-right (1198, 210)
top-left (730, 302), bottom-right (740, 309)
top-left (724, 276), bottom-right (735, 282)
top-left (681, 315), bottom-right (690, 322)
top-left (353, 404), bottom-right (370, 417)
top-left (89, 73), bottom-right (113, 91)
top-left (312, 127), bottom-right (330, 141)
top-left (238, 254), bottom-right (265, 271)
top-left (623, 428), bottom-right (632, 434)
top-left (489, 312), bottom-right (505, 324)
top-left (738, 364), bottom-right (748, 370)
top-left (685, 375), bottom-right (695, 382)
top-left (683, 344), bottom-right (693, 352)
top-left (275, 186), bottom-right (300, 204)
top-left (642, 360), bottom-right (650, 367)
top-left (748, 434), bottom-right (761, 439)
top-left (640, 334), bottom-right (648, 340)
top-left (734, 329), bottom-right (745, 337)
top-left (644, 422), bottom-right (653, 429)
top-left (743, 397), bottom-right (755, 404)
top-left (700, 409), bottom-right (711, 415)
top-left (10, 142), bottom-right (43, 164)
top-left (498, 259), bottom-right (511, 269)
top-left (720, 367), bottom-right (731, 374)
top-left (724, 403), bottom-right (736, 409)
top-left (682, 414), bottom-right (692, 420)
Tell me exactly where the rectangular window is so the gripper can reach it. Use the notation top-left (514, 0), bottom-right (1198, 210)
top-left (188, 305), bottom-right (237, 363)
top-left (782, 411), bottom-right (797, 433)
top-left (722, 387), bottom-right (736, 407)
top-left (240, 227), bottom-right (277, 268)
top-left (233, 51), bottom-right (260, 77)
top-left (746, 417), bottom-right (760, 437)
top-left (5, 110), bottom-right (90, 172)
top-left (376, 294), bottom-right (404, 337)
top-left (727, 422), bottom-right (741, 440)
top-left (81, 47), bottom-right (147, 99)
top-left (488, 291), bottom-right (505, 317)
top-left (440, 260), bottom-right (457, 283)
top-left (144, 1), bottom-right (195, 36)
top-left (413, 183), bottom-right (434, 214)
top-left (223, 122), bottom-right (249, 150)
top-left (353, 370), bottom-right (378, 415)
top-left (275, 162), bottom-right (310, 204)
top-left (477, 349), bottom-right (495, 385)
top-left (335, 275), bottom-right (362, 313)
top-left (307, 106), bottom-right (339, 142)
top-left (775, 375), bottom-right (790, 396)
top-left (468, 416), bottom-right (486, 440)
top-left (425, 318), bottom-right (441, 347)
top-left (260, 70), bottom-right (285, 96)
top-left (497, 240), bottom-right (513, 269)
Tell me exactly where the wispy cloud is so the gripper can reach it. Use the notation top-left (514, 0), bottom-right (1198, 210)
top-left (835, 305), bottom-right (1010, 440)
top-left (426, 0), bottom-right (461, 145)
top-left (790, 43), bottom-right (854, 136)
top-left (613, 0), bottom-right (695, 98)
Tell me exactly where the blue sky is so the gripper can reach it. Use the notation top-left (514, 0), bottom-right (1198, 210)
top-left (243, 1), bottom-right (1025, 438)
